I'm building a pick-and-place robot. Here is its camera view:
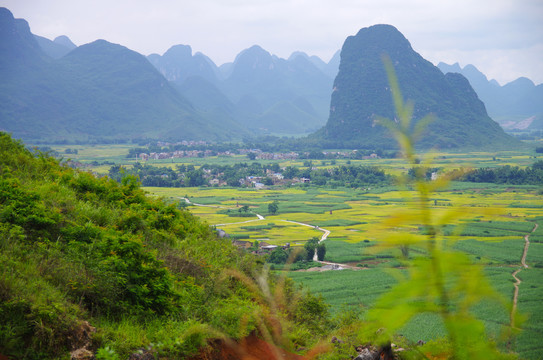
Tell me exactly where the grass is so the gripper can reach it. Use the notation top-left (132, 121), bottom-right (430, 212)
top-left (307, 219), bottom-right (366, 227)
top-left (514, 268), bottom-right (543, 360)
top-left (215, 220), bottom-right (322, 245)
top-left (287, 268), bottom-right (397, 312)
top-left (322, 240), bottom-right (375, 264)
top-left (453, 238), bottom-right (526, 264)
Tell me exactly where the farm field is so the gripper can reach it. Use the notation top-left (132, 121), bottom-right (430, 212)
top-left (144, 184), bottom-right (542, 247)
top-left (144, 183), bottom-right (543, 358)
top-left (42, 143), bottom-right (543, 358)
top-left (44, 143), bottom-right (540, 176)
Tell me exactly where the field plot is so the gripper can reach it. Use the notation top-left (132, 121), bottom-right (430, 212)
top-left (143, 185), bottom-right (542, 248)
top-left (43, 143), bottom-right (542, 358)
top-left (515, 268), bottom-right (543, 360)
top-left (143, 184), bottom-right (542, 357)
top-left (217, 220), bottom-right (322, 245)
top-left (288, 268), bottom-right (397, 311)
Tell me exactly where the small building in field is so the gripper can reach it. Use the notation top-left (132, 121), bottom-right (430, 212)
top-left (232, 240), bottom-right (252, 249)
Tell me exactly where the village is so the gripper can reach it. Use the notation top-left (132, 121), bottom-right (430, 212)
top-left (136, 148), bottom-right (301, 161)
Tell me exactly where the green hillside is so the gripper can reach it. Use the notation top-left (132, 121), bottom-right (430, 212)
top-left (0, 132), bottom-right (329, 359)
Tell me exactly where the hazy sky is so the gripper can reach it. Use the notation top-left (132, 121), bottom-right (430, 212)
top-left (2, 0), bottom-right (542, 85)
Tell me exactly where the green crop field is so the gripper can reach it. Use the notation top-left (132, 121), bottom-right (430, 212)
top-left (47, 143), bottom-right (543, 359)
top-left (140, 183), bottom-right (543, 357)
top-left (515, 268), bottom-right (543, 360)
top-left (288, 268), bottom-right (397, 310)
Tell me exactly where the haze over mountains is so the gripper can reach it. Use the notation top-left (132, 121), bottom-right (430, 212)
top-left (438, 62), bottom-right (543, 131)
top-left (0, 6), bottom-right (538, 147)
top-left (148, 44), bottom-right (336, 135)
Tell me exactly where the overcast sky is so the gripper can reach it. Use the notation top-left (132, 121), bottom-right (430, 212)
top-left (1, 0), bottom-right (542, 85)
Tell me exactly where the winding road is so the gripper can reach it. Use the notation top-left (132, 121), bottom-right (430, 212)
top-left (182, 197), bottom-right (349, 268)
top-left (510, 223), bottom-right (538, 329)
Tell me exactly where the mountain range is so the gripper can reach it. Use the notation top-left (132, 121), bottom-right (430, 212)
top-left (0, 7), bottom-right (537, 147)
top-left (438, 62), bottom-right (543, 130)
top-left (315, 24), bottom-right (516, 149)
top-left (0, 8), bottom-right (252, 143)
top-left (148, 44), bottom-right (337, 135)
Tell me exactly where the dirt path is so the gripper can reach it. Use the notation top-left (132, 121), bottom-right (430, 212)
top-left (510, 223), bottom-right (538, 328)
top-left (214, 214), bottom-right (265, 227)
top-left (182, 197), bottom-right (266, 226)
top-left (280, 220), bottom-right (330, 242)
top-left (182, 198), bottom-right (351, 270)
top-left (280, 220), bottom-right (332, 262)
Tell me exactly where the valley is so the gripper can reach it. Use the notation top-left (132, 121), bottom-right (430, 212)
top-left (2, 6), bottom-right (543, 359)
top-left (44, 142), bottom-right (543, 358)
top-left (142, 169), bottom-right (543, 359)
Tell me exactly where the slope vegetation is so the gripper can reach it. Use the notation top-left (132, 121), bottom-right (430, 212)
top-left (0, 132), bottom-right (329, 359)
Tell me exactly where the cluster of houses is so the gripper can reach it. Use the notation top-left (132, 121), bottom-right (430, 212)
top-left (156, 140), bottom-right (209, 147)
top-left (138, 149), bottom-right (217, 160)
top-left (140, 167), bottom-right (309, 188)
top-left (240, 171), bottom-right (312, 188)
top-left (137, 149), bottom-right (304, 162)
top-left (321, 150), bottom-right (379, 160)
top-left (253, 151), bottom-right (300, 160)
top-left (136, 146), bottom-right (380, 162)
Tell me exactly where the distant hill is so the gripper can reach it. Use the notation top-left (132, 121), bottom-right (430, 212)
top-left (0, 7), bottom-right (47, 73)
top-left (219, 45), bottom-right (333, 134)
top-left (3, 5), bottom-right (338, 139)
top-left (149, 43), bottom-right (336, 135)
top-left (54, 35), bottom-right (76, 49)
top-left (0, 8), bottom-right (248, 143)
top-left (288, 50), bottom-right (340, 79)
top-left (34, 34), bottom-right (76, 59)
top-left (315, 24), bottom-right (517, 149)
top-left (147, 44), bottom-right (220, 84)
top-left (438, 62), bottom-right (543, 130)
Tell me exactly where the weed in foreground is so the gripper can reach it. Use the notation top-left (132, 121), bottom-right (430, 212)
top-left (363, 56), bottom-right (517, 359)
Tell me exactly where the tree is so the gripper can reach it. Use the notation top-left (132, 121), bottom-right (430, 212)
top-left (268, 200), bottom-right (279, 215)
top-left (316, 243), bottom-right (326, 261)
top-left (185, 170), bottom-right (205, 187)
top-left (283, 166), bottom-right (299, 179)
top-left (269, 163), bottom-right (281, 172)
top-left (369, 57), bottom-right (509, 358)
top-left (268, 247), bottom-right (288, 264)
top-left (227, 176), bottom-right (241, 187)
top-left (304, 237), bottom-right (319, 261)
top-left (263, 177), bottom-right (273, 186)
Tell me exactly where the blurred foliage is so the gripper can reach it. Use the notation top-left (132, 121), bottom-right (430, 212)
top-left (365, 57), bottom-right (517, 358)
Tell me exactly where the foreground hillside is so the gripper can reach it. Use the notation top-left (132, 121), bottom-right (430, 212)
top-left (0, 132), bottom-right (332, 359)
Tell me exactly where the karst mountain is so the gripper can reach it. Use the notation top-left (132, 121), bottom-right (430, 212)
top-left (315, 24), bottom-right (517, 149)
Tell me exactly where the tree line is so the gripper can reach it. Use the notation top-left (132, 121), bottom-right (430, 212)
top-left (459, 160), bottom-right (543, 185)
top-left (108, 162), bottom-right (393, 188)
